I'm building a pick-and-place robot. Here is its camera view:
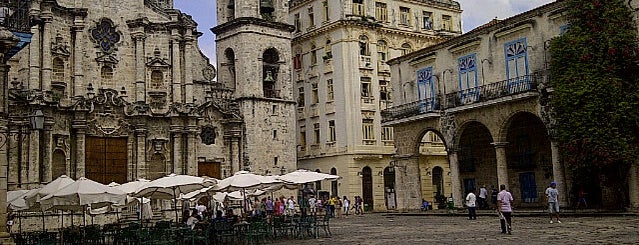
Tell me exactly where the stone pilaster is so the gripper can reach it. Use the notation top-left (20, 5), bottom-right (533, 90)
top-left (72, 120), bottom-right (86, 178)
top-left (28, 130), bottom-right (41, 186)
top-left (184, 35), bottom-right (194, 104)
top-left (447, 150), bottom-right (463, 207)
top-left (28, 24), bottom-right (41, 90)
top-left (550, 140), bottom-right (568, 206)
top-left (135, 127), bottom-right (147, 179)
top-left (72, 19), bottom-right (85, 97)
top-left (41, 15), bottom-right (53, 91)
top-left (171, 126), bottom-right (183, 174)
top-left (185, 125), bottom-right (197, 175)
top-left (493, 142), bottom-right (509, 189)
top-left (393, 154), bottom-right (421, 211)
top-left (171, 32), bottom-right (182, 104)
top-left (133, 33), bottom-right (146, 103)
top-left (41, 119), bottom-right (54, 183)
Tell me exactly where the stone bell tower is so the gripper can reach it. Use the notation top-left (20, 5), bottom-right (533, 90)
top-left (212, 0), bottom-right (297, 175)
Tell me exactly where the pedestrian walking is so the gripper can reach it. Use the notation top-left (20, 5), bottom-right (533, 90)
top-left (497, 184), bottom-right (513, 235)
top-left (308, 195), bottom-right (317, 216)
top-left (479, 185), bottom-right (488, 209)
top-left (491, 185), bottom-right (498, 208)
top-left (465, 189), bottom-right (477, 220)
top-left (343, 196), bottom-right (351, 216)
top-left (355, 196), bottom-right (363, 215)
top-left (546, 182), bottom-right (561, 223)
top-left (286, 196), bottom-right (296, 216)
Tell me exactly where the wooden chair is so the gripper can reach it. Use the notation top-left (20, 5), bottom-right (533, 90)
top-left (316, 214), bottom-right (331, 237)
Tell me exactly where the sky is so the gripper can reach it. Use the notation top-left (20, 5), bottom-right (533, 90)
top-left (175, 0), bottom-right (555, 65)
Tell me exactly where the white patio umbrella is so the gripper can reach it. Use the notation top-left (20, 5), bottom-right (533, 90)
top-left (278, 169), bottom-right (341, 184)
top-left (7, 190), bottom-right (29, 211)
top-left (24, 175), bottom-right (75, 209)
top-left (134, 174), bottom-right (217, 222)
top-left (39, 177), bottom-right (127, 226)
top-left (116, 178), bottom-right (150, 194)
top-left (213, 171), bottom-right (282, 214)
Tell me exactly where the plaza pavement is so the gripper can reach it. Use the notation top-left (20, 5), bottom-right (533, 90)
top-left (273, 209), bottom-right (639, 245)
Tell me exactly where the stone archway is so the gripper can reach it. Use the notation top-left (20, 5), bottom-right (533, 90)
top-left (457, 121), bottom-right (496, 197)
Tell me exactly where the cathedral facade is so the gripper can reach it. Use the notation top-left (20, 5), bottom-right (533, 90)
top-left (2, 0), bottom-right (296, 190)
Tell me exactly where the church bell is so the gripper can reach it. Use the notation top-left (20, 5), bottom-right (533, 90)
top-left (260, 0), bottom-right (275, 14)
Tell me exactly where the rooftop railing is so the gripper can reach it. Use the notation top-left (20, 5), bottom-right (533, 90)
top-left (0, 0), bottom-right (31, 33)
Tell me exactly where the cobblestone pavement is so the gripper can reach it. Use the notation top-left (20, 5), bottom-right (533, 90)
top-left (272, 213), bottom-right (639, 245)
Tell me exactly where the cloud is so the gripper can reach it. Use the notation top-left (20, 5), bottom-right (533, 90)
top-left (456, 0), bottom-right (554, 32)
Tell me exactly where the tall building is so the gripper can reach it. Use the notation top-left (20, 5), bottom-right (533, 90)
top-left (1, 0), bottom-right (296, 192)
top-left (289, 0), bottom-right (461, 211)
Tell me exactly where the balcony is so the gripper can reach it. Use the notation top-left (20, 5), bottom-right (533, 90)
top-left (1, 0), bottom-right (34, 59)
top-left (443, 75), bottom-right (539, 109)
top-left (381, 97), bottom-right (440, 123)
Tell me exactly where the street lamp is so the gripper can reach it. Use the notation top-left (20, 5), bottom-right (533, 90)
top-left (29, 109), bottom-right (44, 130)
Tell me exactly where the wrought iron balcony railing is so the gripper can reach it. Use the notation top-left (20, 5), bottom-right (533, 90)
top-left (381, 97), bottom-right (440, 123)
top-left (0, 0), bottom-right (31, 33)
top-left (443, 75), bottom-right (539, 109)
top-left (381, 75), bottom-right (540, 123)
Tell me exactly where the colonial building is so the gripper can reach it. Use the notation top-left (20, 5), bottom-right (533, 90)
top-left (1, 0), bottom-right (296, 191)
top-left (384, 1), bottom-right (609, 210)
top-left (384, 1), bottom-right (568, 210)
top-left (289, 0), bottom-right (461, 211)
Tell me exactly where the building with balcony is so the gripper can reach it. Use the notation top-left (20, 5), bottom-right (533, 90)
top-left (290, 0), bottom-right (461, 211)
top-left (1, 0), bottom-right (297, 192)
top-left (384, 1), bottom-right (570, 210)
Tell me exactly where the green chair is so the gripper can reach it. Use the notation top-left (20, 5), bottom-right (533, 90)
top-left (316, 214), bottom-right (331, 237)
top-left (296, 216), bottom-right (317, 239)
top-left (244, 221), bottom-right (268, 244)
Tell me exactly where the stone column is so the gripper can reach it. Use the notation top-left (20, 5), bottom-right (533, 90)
top-left (41, 15), bottom-right (53, 91)
top-left (629, 164), bottom-right (639, 208)
top-left (41, 120), bottom-right (54, 183)
top-left (28, 130), bottom-right (41, 186)
top-left (171, 33), bottom-right (182, 104)
top-left (550, 140), bottom-right (568, 206)
top-left (184, 35), bottom-right (194, 104)
top-left (72, 120), bottom-right (86, 178)
top-left (493, 142), bottom-right (509, 189)
top-left (133, 33), bottom-right (146, 103)
top-left (171, 126), bottom-right (183, 174)
top-left (226, 130), bottom-right (241, 175)
top-left (186, 126), bottom-right (197, 175)
top-left (135, 127), bottom-right (147, 179)
top-left (72, 19), bottom-right (85, 97)
top-left (28, 23), bottom-right (41, 90)
top-left (447, 150), bottom-right (462, 207)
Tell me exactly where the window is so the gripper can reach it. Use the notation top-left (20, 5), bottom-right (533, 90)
top-left (311, 83), bottom-right (319, 104)
top-left (151, 70), bottom-right (163, 88)
top-left (294, 53), bottom-right (302, 70)
top-left (359, 35), bottom-right (370, 56)
top-left (381, 126), bottom-right (394, 142)
top-left (504, 38), bottom-right (529, 92)
top-left (379, 80), bottom-right (390, 101)
top-left (362, 119), bottom-right (375, 144)
top-left (298, 87), bottom-right (305, 107)
top-left (300, 126), bottom-right (307, 150)
top-left (310, 44), bottom-right (317, 65)
top-left (328, 120), bottom-right (336, 142)
top-left (560, 24), bottom-right (571, 35)
top-left (323, 0), bottom-right (329, 21)
top-left (324, 39), bottom-right (332, 59)
top-left (442, 15), bottom-right (452, 31)
top-left (326, 79), bottom-right (334, 101)
top-left (458, 53), bottom-right (479, 103)
top-left (400, 7), bottom-right (411, 26)
top-left (52, 58), bottom-right (65, 82)
top-left (101, 66), bottom-right (114, 87)
top-left (308, 7), bottom-right (315, 27)
top-left (201, 126), bottom-right (217, 145)
top-left (361, 77), bottom-right (372, 102)
top-left (417, 67), bottom-right (435, 112)
top-left (294, 13), bottom-right (301, 32)
top-left (273, 130), bottom-right (277, 139)
top-left (353, 0), bottom-right (364, 16)
top-left (401, 43), bottom-right (412, 55)
top-left (375, 2), bottom-right (388, 22)
top-left (377, 40), bottom-right (388, 61)
top-left (313, 123), bottom-right (320, 144)
top-left (423, 11), bottom-right (433, 30)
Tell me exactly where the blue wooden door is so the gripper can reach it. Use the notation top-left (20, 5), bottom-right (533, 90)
top-left (519, 172), bottom-right (538, 203)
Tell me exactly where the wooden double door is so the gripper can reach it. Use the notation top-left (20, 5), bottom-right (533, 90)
top-left (86, 137), bottom-right (128, 184)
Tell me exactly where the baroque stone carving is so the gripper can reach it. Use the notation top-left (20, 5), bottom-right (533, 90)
top-left (51, 33), bottom-right (70, 57)
top-left (439, 111), bottom-right (457, 149)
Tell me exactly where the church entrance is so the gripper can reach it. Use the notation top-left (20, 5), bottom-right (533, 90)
top-left (86, 137), bottom-right (128, 184)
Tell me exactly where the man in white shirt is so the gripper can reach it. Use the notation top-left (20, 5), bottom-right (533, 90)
top-left (545, 182), bottom-right (561, 224)
top-left (465, 189), bottom-right (477, 220)
top-left (479, 185), bottom-right (488, 209)
top-left (497, 184), bottom-right (514, 235)
top-left (308, 196), bottom-right (317, 216)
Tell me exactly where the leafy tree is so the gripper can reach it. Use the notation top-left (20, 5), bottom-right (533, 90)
top-left (549, 0), bottom-right (639, 205)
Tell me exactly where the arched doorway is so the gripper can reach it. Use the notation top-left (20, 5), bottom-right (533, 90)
top-left (330, 167), bottom-right (338, 197)
top-left (362, 166), bottom-right (373, 211)
top-left (383, 167), bottom-right (396, 210)
top-left (52, 150), bottom-right (66, 179)
top-left (458, 122), bottom-right (496, 197)
top-left (432, 166), bottom-right (444, 197)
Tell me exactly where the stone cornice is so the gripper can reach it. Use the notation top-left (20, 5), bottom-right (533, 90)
top-left (292, 19), bottom-right (442, 44)
top-left (211, 17), bottom-right (295, 35)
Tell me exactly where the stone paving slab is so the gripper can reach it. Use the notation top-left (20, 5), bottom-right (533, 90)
top-left (272, 213), bottom-right (639, 244)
